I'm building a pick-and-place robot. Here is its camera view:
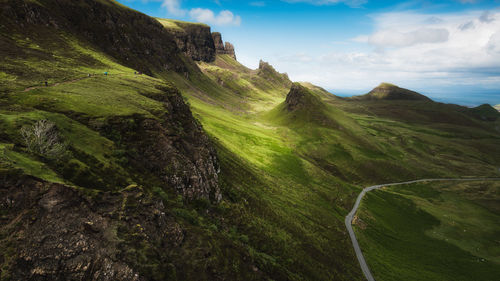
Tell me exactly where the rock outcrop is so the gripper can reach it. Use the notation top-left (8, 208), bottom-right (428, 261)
top-left (97, 85), bottom-right (221, 203)
top-left (258, 60), bottom-right (292, 87)
top-left (282, 83), bottom-right (339, 128)
top-left (285, 83), bottom-right (317, 111)
top-left (160, 20), bottom-right (217, 62)
top-left (0, 176), bottom-right (187, 280)
top-left (211, 32), bottom-right (236, 60)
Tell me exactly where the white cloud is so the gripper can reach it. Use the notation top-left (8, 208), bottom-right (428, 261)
top-left (459, 21), bottom-right (475, 30)
top-left (261, 9), bottom-right (500, 100)
top-left (126, 0), bottom-right (242, 26)
top-left (487, 32), bottom-right (500, 54)
top-left (189, 8), bottom-right (241, 26)
top-left (161, 0), bottom-right (186, 16)
top-left (479, 11), bottom-right (495, 23)
top-left (356, 28), bottom-right (449, 48)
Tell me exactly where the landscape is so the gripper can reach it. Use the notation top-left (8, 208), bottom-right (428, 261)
top-left (0, 0), bottom-right (499, 280)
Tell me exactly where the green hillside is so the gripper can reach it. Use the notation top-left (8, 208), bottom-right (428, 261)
top-left (351, 82), bottom-right (433, 101)
top-left (467, 104), bottom-right (500, 121)
top-left (1, 0), bottom-right (500, 280)
top-left (355, 181), bottom-right (500, 281)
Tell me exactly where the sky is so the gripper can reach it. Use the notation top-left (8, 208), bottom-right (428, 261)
top-left (118, 0), bottom-right (500, 106)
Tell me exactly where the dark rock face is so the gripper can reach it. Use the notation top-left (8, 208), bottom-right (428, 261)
top-left (224, 42), bottom-right (235, 59)
top-left (0, 176), bottom-right (185, 280)
top-left (211, 32), bottom-right (236, 60)
top-left (212, 32), bottom-right (225, 53)
top-left (283, 83), bottom-right (338, 128)
top-left (0, 0), bottom-right (187, 75)
top-left (167, 22), bottom-right (217, 62)
top-left (285, 83), bottom-right (309, 111)
top-left (98, 86), bottom-right (221, 203)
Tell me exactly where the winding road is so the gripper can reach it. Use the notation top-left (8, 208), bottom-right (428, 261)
top-left (345, 177), bottom-right (500, 281)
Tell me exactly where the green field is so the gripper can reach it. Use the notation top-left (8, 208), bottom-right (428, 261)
top-left (355, 181), bottom-right (500, 281)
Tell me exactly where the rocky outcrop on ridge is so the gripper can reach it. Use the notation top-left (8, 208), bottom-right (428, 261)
top-left (161, 20), bottom-right (217, 62)
top-left (212, 32), bottom-right (236, 60)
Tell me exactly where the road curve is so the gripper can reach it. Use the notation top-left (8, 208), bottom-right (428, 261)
top-left (345, 177), bottom-right (500, 281)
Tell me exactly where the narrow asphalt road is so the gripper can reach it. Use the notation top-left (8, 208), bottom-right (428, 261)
top-left (345, 177), bottom-right (500, 281)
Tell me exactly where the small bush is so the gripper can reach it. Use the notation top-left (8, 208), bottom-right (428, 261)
top-left (20, 119), bottom-right (67, 160)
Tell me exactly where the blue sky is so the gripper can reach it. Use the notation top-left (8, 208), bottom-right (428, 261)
top-left (118, 0), bottom-right (500, 106)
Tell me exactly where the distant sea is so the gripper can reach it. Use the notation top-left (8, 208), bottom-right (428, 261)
top-left (331, 90), bottom-right (500, 108)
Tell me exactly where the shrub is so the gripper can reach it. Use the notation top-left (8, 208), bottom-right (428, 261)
top-left (20, 119), bottom-right (67, 160)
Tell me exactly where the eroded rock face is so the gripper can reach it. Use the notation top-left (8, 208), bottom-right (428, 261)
top-left (285, 83), bottom-right (308, 111)
top-left (0, 177), bottom-right (184, 280)
top-left (212, 32), bottom-right (225, 53)
top-left (98, 85), bottom-right (221, 203)
top-left (211, 32), bottom-right (236, 60)
top-left (167, 22), bottom-right (217, 62)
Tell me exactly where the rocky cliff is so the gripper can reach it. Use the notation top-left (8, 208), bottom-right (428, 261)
top-left (98, 85), bottom-right (221, 202)
top-left (0, 0), bottom-right (190, 75)
top-left (0, 174), bottom-right (224, 281)
top-left (156, 20), bottom-right (237, 62)
top-left (212, 32), bottom-right (236, 60)
top-left (157, 19), bottom-right (217, 62)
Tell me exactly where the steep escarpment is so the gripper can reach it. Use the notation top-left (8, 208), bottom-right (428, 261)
top-left (155, 20), bottom-right (237, 62)
top-left (157, 18), bottom-right (217, 62)
top-left (98, 85), bottom-right (221, 202)
top-left (212, 32), bottom-right (236, 60)
top-left (0, 0), bottom-right (186, 76)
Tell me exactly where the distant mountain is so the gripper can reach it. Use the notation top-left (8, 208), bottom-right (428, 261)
top-left (352, 83), bottom-right (433, 102)
top-left (467, 104), bottom-right (500, 121)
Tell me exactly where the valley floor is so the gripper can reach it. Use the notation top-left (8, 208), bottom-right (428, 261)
top-left (354, 180), bottom-right (500, 281)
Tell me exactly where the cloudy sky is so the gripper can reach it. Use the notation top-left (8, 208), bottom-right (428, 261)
top-left (119, 0), bottom-right (500, 106)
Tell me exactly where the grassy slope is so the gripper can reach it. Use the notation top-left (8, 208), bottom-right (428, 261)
top-left (355, 181), bottom-right (500, 281)
top-left (161, 52), bottom-right (500, 280)
top-left (155, 18), bottom-right (209, 31)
